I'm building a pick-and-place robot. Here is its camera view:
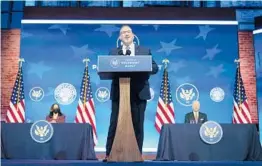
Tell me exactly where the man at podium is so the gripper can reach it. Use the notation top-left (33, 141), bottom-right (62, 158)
top-left (104, 25), bottom-right (159, 161)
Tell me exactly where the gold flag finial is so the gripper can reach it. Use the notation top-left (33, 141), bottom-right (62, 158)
top-left (18, 58), bottom-right (25, 67)
top-left (234, 59), bottom-right (240, 68)
top-left (234, 59), bottom-right (240, 64)
top-left (162, 59), bottom-right (169, 69)
top-left (83, 58), bottom-right (90, 67)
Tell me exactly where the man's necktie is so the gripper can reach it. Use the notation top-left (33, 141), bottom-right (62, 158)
top-left (195, 113), bottom-right (198, 123)
top-left (125, 46), bottom-right (131, 56)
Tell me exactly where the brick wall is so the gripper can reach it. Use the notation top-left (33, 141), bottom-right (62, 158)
top-left (0, 29), bottom-right (259, 123)
top-left (238, 31), bottom-right (258, 123)
top-left (1, 29), bottom-right (21, 121)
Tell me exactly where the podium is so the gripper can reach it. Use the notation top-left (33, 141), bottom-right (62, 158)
top-left (97, 55), bottom-right (152, 162)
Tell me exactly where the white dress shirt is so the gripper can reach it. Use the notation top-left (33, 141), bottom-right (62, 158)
top-left (122, 43), bottom-right (135, 56)
top-left (194, 111), bottom-right (199, 123)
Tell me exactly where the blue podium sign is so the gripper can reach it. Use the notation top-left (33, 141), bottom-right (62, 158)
top-left (97, 55), bottom-right (152, 80)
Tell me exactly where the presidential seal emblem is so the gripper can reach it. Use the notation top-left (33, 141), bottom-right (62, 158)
top-left (176, 83), bottom-right (199, 106)
top-left (110, 58), bottom-right (120, 68)
top-left (147, 88), bottom-right (155, 102)
top-left (210, 87), bottom-right (225, 102)
top-left (54, 83), bottom-right (77, 105)
top-left (30, 120), bottom-right (54, 143)
top-left (96, 87), bottom-right (110, 102)
top-left (199, 121), bottom-right (223, 144)
top-left (29, 87), bottom-right (44, 102)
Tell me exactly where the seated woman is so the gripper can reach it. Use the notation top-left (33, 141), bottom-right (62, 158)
top-left (46, 103), bottom-right (65, 123)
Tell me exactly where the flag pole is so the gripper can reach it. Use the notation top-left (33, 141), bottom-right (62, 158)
top-left (234, 59), bottom-right (242, 113)
top-left (16, 58), bottom-right (25, 111)
top-left (82, 58), bottom-right (90, 105)
top-left (162, 59), bottom-right (169, 105)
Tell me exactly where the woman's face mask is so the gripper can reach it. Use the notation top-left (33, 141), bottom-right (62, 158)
top-left (53, 109), bottom-right (59, 114)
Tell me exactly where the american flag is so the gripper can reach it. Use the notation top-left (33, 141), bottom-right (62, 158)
top-left (75, 65), bottom-right (98, 145)
top-left (6, 66), bottom-right (25, 123)
top-left (155, 67), bottom-right (175, 133)
top-left (232, 64), bottom-right (252, 124)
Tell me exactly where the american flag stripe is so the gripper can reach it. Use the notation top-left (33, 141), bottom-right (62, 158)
top-left (232, 63), bottom-right (252, 124)
top-left (84, 103), bottom-right (96, 133)
top-left (154, 117), bottom-right (162, 132)
top-left (6, 66), bottom-right (25, 123)
top-left (156, 110), bottom-right (168, 124)
top-left (157, 104), bottom-right (173, 123)
top-left (157, 105), bottom-right (171, 123)
top-left (83, 100), bottom-right (98, 143)
top-left (8, 105), bottom-right (18, 122)
top-left (86, 99), bottom-right (95, 121)
top-left (7, 105), bottom-right (24, 123)
top-left (155, 67), bottom-right (175, 133)
top-left (77, 102), bottom-right (89, 123)
top-left (77, 100), bottom-right (98, 144)
top-left (75, 65), bottom-right (98, 145)
top-left (7, 102), bottom-right (25, 123)
top-left (76, 107), bottom-right (84, 123)
top-left (233, 101), bottom-right (251, 124)
top-left (158, 98), bottom-right (175, 121)
top-left (6, 109), bottom-right (16, 123)
top-left (18, 102), bottom-right (25, 118)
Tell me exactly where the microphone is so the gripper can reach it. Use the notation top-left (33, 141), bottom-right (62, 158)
top-left (126, 50), bottom-right (131, 56)
top-left (118, 50), bottom-right (124, 55)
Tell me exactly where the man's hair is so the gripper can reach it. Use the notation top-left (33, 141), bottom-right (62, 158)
top-left (192, 100), bottom-right (200, 104)
top-left (120, 25), bottom-right (132, 34)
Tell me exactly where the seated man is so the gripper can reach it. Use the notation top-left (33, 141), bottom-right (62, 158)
top-left (184, 100), bottom-right (207, 124)
top-left (46, 103), bottom-right (65, 123)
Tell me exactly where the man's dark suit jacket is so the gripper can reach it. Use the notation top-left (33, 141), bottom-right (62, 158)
top-left (109, 45), bottom-right (158, 101)
top-left (184, 112), bottom-right (208, 124)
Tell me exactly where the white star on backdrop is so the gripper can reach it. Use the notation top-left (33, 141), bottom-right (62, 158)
top-left (48, 24), bottom-right (70, 35)
top-left (27, 61), bottom-right (52, 79)
top-left (202, 44), bottom-right (221, 60)
top-left (169, 60), bottom-right (186, 73)
top-left (21, 32), bottom-right (33, 38)
top-left (45, 87), bottom-right (55, 96)
top-left (142, 24), bottom-right (160, 31)
top-left (195, 25), bottom-right (215, 40)
top-left (206, 64), bottom-right (226, 78)
top-left (94, 25), bottom-right (120, 37)
top-left (157, 39), bottom-right (182, 56)
top-left (71, 44), bottom-right (96, 59)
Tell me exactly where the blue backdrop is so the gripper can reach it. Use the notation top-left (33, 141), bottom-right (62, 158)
top-left (20, 22), bottom-right (238, 151)
top-left (254, 31), bottom-right (262, 145)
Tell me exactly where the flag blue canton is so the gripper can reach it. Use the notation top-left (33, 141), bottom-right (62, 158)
top-left (11, 67), bottom-right (25, 104)
top-left (233, 66), bottom-right (247, 105)
top-left (80, 66), bottom-right (93, 102)
top-left (159, 68), bottom-right (172, 104)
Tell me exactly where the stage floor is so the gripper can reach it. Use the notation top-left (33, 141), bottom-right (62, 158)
top-left (1, 160), bottom-right (262, 166)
